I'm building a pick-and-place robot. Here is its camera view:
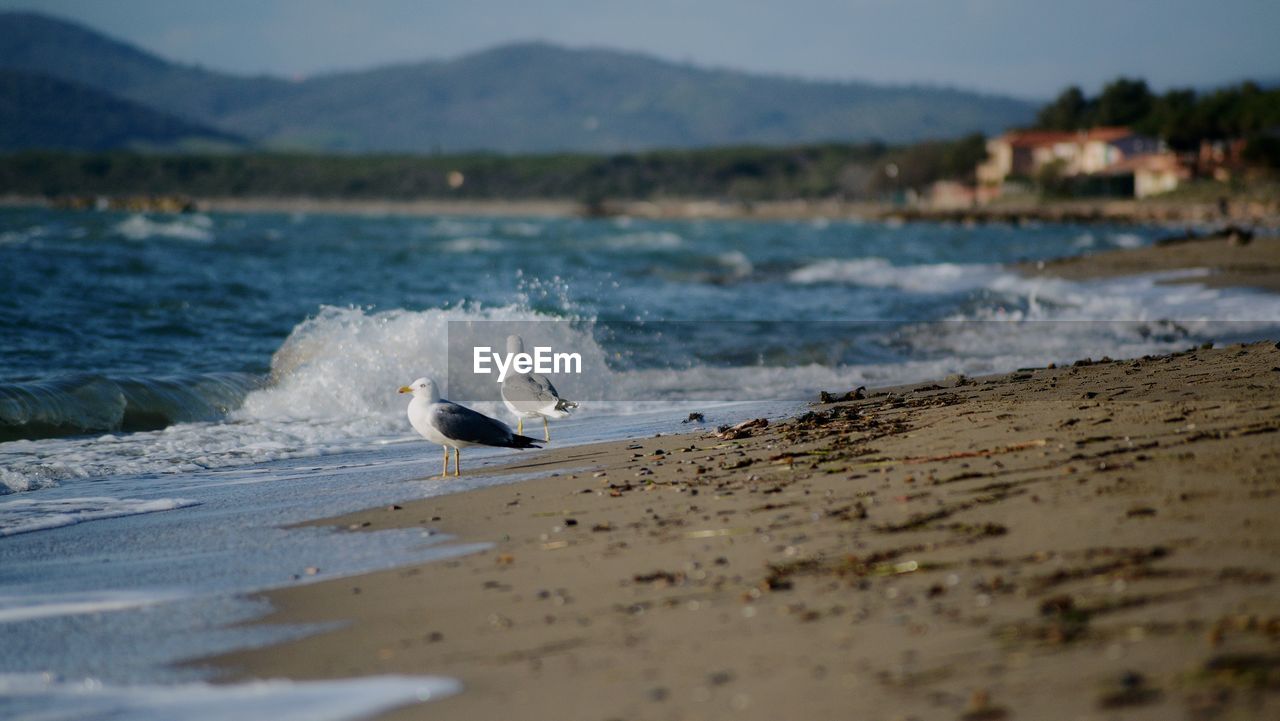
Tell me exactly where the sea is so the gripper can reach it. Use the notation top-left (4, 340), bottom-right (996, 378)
top-left (2, 206), bottom-right (1279, 718)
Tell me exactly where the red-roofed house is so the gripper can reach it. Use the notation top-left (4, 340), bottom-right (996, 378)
top-left (975, 127), bottom-right (1168, 199)
top-left (976, 130), bottom-right (1077, 186)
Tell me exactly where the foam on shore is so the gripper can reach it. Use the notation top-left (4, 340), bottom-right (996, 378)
top-left (0, 673), bottom-right (459, 721)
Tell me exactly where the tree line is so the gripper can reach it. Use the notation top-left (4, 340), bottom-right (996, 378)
top-left (0, 143), bottom-right (930, 202)
top-left (1034, 78), bottom-right (1280, 164)
top-left (2, 78), bottom-right (1276, 204)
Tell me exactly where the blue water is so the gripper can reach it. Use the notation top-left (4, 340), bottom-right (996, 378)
top-left (3, 206), bottom-right (1279, 717)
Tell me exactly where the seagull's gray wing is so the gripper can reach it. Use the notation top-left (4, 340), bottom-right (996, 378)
top-left (432, 401), bottom-right (514, 446)
top-left (501, 373), bottom-right (561, 405)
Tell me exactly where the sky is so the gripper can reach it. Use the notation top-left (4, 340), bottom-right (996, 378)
top-left (3, 0), bottom-right (1279, 98)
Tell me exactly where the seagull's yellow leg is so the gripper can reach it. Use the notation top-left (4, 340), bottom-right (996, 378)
top-left (543, 416), bottom-right (550, 442)
top-left (441, 446), bottom-right (449, 478)
top-left (517, 418), bottom-right (523, 435)
top-left (453, 447), bottom-right (461, 477)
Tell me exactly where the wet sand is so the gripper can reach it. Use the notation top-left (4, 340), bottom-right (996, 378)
top-left (207, 340), bottom-right (1280, 720)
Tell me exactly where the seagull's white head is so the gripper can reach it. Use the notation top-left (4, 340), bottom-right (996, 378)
top-left (398, 377), bottom-right (439, 401)
top-left (506, 334), bottom-right (524, 355)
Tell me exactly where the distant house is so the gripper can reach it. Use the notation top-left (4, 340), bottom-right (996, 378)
top-left (975, 127), bottom-right (1169, 199)
top-left (1077, 128), bottom-right (1161, 174)
top-left (976, 130), bottom-right (1077, 186)
top-left (1104, 153), bottom-right (1192, 198)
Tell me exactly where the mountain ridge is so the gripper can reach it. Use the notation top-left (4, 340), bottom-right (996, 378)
top-left (0, 69), bottom-right (244, 151)
top-left (0, 11), bottom-right (1038, 153)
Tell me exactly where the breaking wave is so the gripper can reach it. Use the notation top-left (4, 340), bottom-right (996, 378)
top-left (113, 214), bottom-right (214, 243)
top-left (5, 264), bottom-right (1280, 495)
top-left (0, 374), bottom-right (261, 443)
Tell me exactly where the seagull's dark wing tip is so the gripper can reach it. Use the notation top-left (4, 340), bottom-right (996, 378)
top-left (509, 433), bottom-right (542, 449)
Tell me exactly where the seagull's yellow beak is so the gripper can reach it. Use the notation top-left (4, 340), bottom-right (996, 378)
top-left (398, 385), bottom-right (413, 394)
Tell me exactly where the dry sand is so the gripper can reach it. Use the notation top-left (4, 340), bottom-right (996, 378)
top-left (207, 340), bottom-right (1280, 720)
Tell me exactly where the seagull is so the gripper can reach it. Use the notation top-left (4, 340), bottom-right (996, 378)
top-left (399, 377), bottom-right (541, 478)
top-left (501, 334), bottom-right (578, 441)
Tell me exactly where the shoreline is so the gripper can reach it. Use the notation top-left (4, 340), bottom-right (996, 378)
top-left (5, 193), bottom-right (1279, 227)
top-left (1019, 233), bottom-right (1280, 293)
top-left (205, 340), bottom-right (1280, 720)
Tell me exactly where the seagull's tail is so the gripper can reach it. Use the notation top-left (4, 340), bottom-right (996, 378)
top-left (507, 433), bottom-right (543, 449)
top-left (536, 398), bottom-right (576, 419)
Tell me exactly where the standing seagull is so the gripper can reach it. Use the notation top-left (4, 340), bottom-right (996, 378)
top-left (501, 334), bottom-right (578, 441)
top-left (399, 377), bottom-right (541, 478)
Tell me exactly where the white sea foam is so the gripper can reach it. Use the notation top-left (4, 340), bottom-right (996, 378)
top-left (413, 218), bottom-right (491, 238)
top-left (0, 674), bottom-right (459, 721)
top-left (0, 225), bottom-right (48, 246)
top-left (0, 422), bottom-right (379, 495)
top-left (0, 590), bottom-right (188, 624)
top-left (784, 261), bottom-right (1280, 374)
top-left (977, 268), bottom-right (1242, 322)
top-left (1109, 232), bottom-right (1145, 249)
top-left (716, 251), bottom-right (755, 278)
top-left (0, 497), bottom-right (199, 537)
top-left (602, 230), bottom-right (683, 250)
top-left (439, 237), bottom-right (504, 253)
top-left (113, 215), bottom-right (214, 243)
top-left (1072, 232), bottom-right (1097, 248)
top-left (788, 258), bottom-right (1003, 293)
top-left (784, 257), bottom-right (1275, 324)
top-left (497, 221), bottom-right (544, 237)
top-left (245, 304), bottom-right (551, 424)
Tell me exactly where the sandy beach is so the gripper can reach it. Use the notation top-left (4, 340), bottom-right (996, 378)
top-left (204, 238), bottom-right (1280, 720)
top-left (7, 193), bottom-right (1280, 227)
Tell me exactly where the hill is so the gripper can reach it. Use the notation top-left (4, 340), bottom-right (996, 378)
top-left (0, 70), bottom-right (243, 151)
top-left (0, 11), bottom-right (1037, 153)
top-left (0, 11), bottom-right (288, 123)
top-left (213, 43), bottom-right (1036, 153)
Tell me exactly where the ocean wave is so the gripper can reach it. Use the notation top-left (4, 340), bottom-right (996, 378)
top-left (412, 218), bottom-right (492, 238)
top-left (4, 273), bottom-right (1278, 496)
top-left (439, 237), bottom-right (504, 253)
top-left (113, 214), bottom-right (214, 243)
top-left (601, 231), bottom-right (683, 250)
top-left (1109, 232), bottom-right (1145, 249)
top-left (0, 674), bottom-right (459, 721)
top-left (0, 496), bottom-right (199, 538)
top-left (787, 258), bottom-right (1003, 293)
top-left (0, 304), bottom-right (584, 494)
top-left (0, 373), bottom-right (261, 444)
top-left (247, 304), bottom-right (545, 423)
top-left (0, 224), bottom-right (49, 246)
top-left (497, 221), bottom-right (544, 237)
top-left (716, 251), bottom-right (754, 278)
top-left (973, 268), bottom-right (1260, 322)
